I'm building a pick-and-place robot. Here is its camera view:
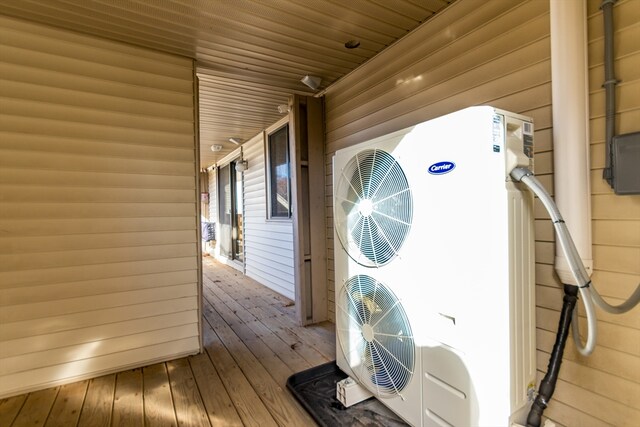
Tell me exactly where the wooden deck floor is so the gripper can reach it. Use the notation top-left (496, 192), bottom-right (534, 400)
top-left (0, 257), bottom-right (336, 427)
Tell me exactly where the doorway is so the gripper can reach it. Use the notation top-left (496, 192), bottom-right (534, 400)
top-left (218, 160), bottom-right (244, 265)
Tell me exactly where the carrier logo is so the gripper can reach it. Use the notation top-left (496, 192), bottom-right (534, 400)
top-left (428, 161), bottom-right (456, 175)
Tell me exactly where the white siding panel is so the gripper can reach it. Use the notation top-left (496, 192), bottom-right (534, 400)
top-left (0, 15), bottom-right (199, 398)
top-left (0, 298), bottom-right (198, 342)
top-left (0, 283), bottom-right (197, 323)
top-left (323, 0), bottom-right (640, 424)
top-left (0, 270), bottom-right (198, 307)
top-left (0, 324), bottom-right (199, 376)
top-left (0, 338), bottom-right (200, 397)
top-left (244, 235), bottom-right (294, 251)
top-left (1, 310), bottom-right (197, 358)
top-left (242, 134), bottom-right (295, 300)
top-left (0, 258), bottom-right (197, 289)
top-left (204, 166), bottom-right (217, 256)
top-left (208, 167), bottom-right (217, 224)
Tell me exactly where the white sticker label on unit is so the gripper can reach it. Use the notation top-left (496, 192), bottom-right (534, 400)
top-left (492, 114), bottom-right (504, 148)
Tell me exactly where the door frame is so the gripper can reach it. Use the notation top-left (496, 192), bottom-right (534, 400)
top-left (215, 148), bottom-right (245, 272)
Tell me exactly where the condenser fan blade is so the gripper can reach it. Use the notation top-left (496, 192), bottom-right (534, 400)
top-left (336, 275), bottom-right (415, 398)
top-left (335, 149), bottom-right (412, 267)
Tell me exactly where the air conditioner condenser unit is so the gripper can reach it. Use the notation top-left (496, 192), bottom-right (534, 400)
top-left (332, 106), bottom-right (537, 427)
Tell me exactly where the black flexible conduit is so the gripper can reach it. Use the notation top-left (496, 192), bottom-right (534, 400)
top-left (526, 285), bottom-right (580, 427)
top-left (601, 0), bottom-right (618, 186)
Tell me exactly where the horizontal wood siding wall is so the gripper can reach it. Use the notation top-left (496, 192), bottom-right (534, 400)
top-left (323, 0), bottom-right (639, 425)
top-left (242, 135), bottom-right (295, 299)
top-left (0, 16), bottom-right (200, 397)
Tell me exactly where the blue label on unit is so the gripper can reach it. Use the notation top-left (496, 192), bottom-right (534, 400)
top-left (428, 161), bottom-right (456, 175)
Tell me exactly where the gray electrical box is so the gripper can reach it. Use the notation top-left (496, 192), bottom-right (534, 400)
top-left (612, 132), bottom-right (640, 195)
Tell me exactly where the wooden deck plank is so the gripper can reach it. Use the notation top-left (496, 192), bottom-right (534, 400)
top-left (248, 306), bottom-right (331, 367)
top-left (143, 363), bottom-right (177, 427)
top-left (11, 387), bottom-right (58, 427)
top-left (205, 260), bottom-right (334, 366)
top-left (254, 301), bottom-right (336, 360)
top-left (205, 276), bottom-right (260, 326)
top-left (167, 358), bottom-right (211, 427)
top-left (77, 374), bottom-right (115, 427)
top-left (200, 320), bottom-right (278, 427)
top-left (166, 358), bottom-right (211, 427)
top-left (188, 352), bottom-right (243, 427)
top-left (239, 296), bottom-right (332, 363)
top-left (44, 380), bottom-right (88, 427)
top-left (204, 264), bottom-right (335, 355)
top-left (234, 283), bottom-right (335, 350)
top-left (202, 298), bottom-right (316, 427)
top-left (307, 321), bottom-right (337, 343)
top-left (0, 394), bottom-right (26, 426)
top-left (206, 281), bottom-right (313, 375)
top-left (112, 369), bottom-right (143, 427)
top-left (225, 321), bottom-right (295, 384)
top-left (203, 285), bottom-right (248, 327)
top-left (203, 286), bottom-right (305, 381)
top-left (203, 268), bottom-right (266, 302)
top-left (243, 318), bottom-right (312, 374)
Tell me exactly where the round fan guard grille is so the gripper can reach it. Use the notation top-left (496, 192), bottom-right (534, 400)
top-left (335, 149), bottom-right (412, 267)
top-left (337, 275), bottom-right (415, 398)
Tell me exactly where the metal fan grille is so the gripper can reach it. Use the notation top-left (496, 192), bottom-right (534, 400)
top-left (335, 149), bottom-right (412, 267)
top-left (337, 275), bottom-right (415, 398)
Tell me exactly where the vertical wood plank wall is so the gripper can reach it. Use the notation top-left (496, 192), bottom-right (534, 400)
top-left (242, 133), bottom-right (296, 299)
top-left (290, 96), bottom-right (328, 324)
top-left (0, 16), bottom-right (201, 397)
top-left (323, 0), bottom-right (639, 425)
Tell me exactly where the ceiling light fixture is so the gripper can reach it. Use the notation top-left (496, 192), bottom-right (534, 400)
top-left (301, 75), bottom-right (322, 90)
top-left (228, 137), bottom-right (242, 145)
top-left (210, 144), bottom-right (223, 152)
